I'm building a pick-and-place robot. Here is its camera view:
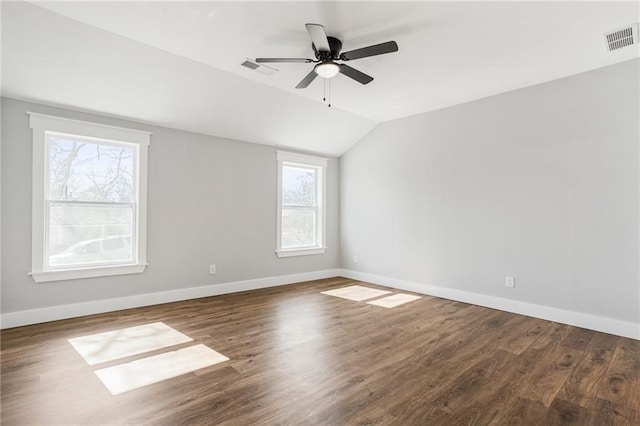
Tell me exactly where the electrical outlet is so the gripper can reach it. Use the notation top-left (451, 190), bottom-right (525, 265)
top-left (353, 255), bottom-right (359, 264)
top-left (505, 276), bottom-right (515, 288)
top-left (209, 264), bottom-right (217, 275)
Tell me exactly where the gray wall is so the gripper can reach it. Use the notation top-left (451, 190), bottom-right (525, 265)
top-left (341, 59), bottom-right (639, 324)
top-left (1, 97), bottom-right (340, 313)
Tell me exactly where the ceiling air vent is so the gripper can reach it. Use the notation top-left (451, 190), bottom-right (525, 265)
top-left (604, 23), bottom-right (638, 51)
top-left (241, 60), bottom-right (259, 70)
top-left (240, 59), bottom-right (276, 75)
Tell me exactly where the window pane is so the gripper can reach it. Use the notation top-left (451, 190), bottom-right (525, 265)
top-left (282, 165), bottom-right (316, 207)
top-left (47, 204), bottom-right (133, 267)
top-left (47, 134), bottom-right (136, 203)
top-left (282, 208), bottom-right (317, 248)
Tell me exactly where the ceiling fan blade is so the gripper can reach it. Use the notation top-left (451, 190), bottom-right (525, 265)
top-left (295, 69), bottom-right (318, 89)
top-left (305, 23), bottom-right (331, 52)
top-left (255, 58), bottom-right (314, 63)
top-left (339, 64), bottom-right (374, 85)
top-left (340, 41), bottom-right (398, 61)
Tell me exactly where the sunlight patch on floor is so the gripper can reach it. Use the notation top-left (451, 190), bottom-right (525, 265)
top-left (94, 344), bottom-right (229, 395)
top-left (367, 293), bottom-right (422, 308)
top-left (321, 285), bottom-right (392, 301)
top-left (68, 322), bottom-right (193, 365)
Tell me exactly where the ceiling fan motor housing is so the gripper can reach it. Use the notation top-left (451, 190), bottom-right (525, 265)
top-left (313, 36), bottom-right (343, 60)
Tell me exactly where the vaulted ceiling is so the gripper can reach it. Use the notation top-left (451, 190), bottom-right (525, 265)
top-left (2, 1), bottom-right (638, 156)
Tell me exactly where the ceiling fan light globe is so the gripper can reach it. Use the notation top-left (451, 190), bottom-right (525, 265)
top-left (314, 62), bottom-right (340, 79)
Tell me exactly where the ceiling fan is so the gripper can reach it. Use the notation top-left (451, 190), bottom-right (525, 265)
top-left (256, 24), bottom-right (398, 89)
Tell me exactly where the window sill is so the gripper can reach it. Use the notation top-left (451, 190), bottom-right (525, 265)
top-left (276, 247), bottom-right (326, 258)
top-left (30, 263), bottom-right (147, 283)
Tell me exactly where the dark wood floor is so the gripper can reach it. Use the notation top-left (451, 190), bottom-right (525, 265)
top-left (1, 277), bottom-right (638, 425)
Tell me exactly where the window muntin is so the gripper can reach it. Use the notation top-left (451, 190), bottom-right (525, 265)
top-left (276, 152), bottom-right (327, 257)
top-left (29, 113), bottom-right (150, 282)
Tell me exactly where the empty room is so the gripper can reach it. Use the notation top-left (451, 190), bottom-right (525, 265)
top-left (1, 1), bottom-right (639, 424)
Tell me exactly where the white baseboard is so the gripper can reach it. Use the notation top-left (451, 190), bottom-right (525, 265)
top-left (339, 269), bottom-right (640, 340)
top-left (0, 269), bottom-right (341, 329)
top-left (4, 268), bottom-right (637, 340)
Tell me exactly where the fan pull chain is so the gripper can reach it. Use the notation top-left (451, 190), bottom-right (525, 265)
top-left (321, 78), bottom-right (331, 108)
top-left (323, 78), bottom-right (326, 102)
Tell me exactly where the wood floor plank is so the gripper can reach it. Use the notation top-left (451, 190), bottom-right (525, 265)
top-left (1, 277), bottom-right (638, 425)
top-left (530, 322), bottom-right (573, 350)
top-left (563, 327), bottom-right (596, 352)
top-left (496, 315), bottom-right (551, 355)
top-left (522, 343), bottom-right (583, 407)
top-left (491, 397), bottom-right (549, 424)
top-left (596, 339), bottom-right (640, 408)
top-left (592, 398), bottom-right (637, 425)
top-left (547, 398), bottom-right (590, 425)
top-left (556, 332), bottom-right (620, 409)
top-left (432, 349), bottom-right (526, 424)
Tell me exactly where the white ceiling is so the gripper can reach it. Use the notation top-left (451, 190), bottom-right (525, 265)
top-left (3, 1), bottom-right (639, 156)
top-left (1, 1), bottom-right (376, 156)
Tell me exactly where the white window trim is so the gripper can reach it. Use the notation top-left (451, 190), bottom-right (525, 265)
top-left (28, 113), bottom-right (151, 283)
top-left (276, 151), bottom-right (328, 258)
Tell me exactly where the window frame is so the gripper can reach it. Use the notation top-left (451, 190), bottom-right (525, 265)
top-left (276, 151), bottom-right (328, 258)
top-left (29, 113), bottom-right (151, 282)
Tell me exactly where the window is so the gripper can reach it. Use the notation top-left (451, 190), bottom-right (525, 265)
top-left (276, 151), bottom-right (327, 257)
top-left (29, 113), bottom-right (150, 282)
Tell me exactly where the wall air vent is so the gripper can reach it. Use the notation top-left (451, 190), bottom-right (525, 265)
top-left (604, 23), bottom-right (638, 51)
top-left (240, 59), bottom-right (276, 75)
